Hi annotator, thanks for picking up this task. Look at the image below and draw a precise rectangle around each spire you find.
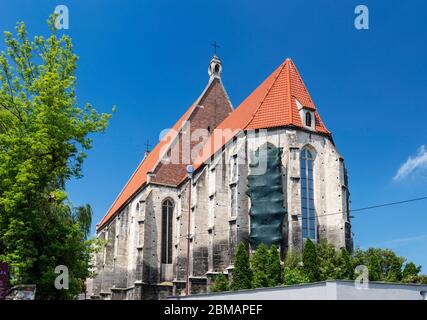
[208,42,222,79]
[208,54,222,79]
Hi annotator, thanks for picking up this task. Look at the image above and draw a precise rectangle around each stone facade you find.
[86,56,353,300]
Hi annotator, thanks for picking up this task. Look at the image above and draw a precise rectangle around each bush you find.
[283,266,311,285]
[211,274,229,292]
[282,249,310,285]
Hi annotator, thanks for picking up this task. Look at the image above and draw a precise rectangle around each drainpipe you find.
[185,165,194,296]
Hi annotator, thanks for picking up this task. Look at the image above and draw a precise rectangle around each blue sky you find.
[1,0,426,271]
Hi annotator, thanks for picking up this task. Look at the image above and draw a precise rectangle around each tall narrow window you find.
[305,112,312,127]
[161,199,174,264]
[300,148,316,241]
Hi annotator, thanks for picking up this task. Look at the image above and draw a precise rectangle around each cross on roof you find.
[144,139,151,153]
[211,41,220,55]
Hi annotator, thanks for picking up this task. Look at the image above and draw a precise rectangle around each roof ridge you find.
[243,60,288,130]
[97,77,231,230]
[136,77,219,175]
[288,59,315,109]
[286,59,293,125]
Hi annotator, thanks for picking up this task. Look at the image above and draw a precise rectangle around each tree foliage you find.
[302,239,320,282]
[352,248,405,282]
[230,242,252,291]
[316,239,337,280]
[335,248,353,280]
[0,17,110,299]
[266,244,282,286]
[283,250,310,285]
[402,262,421,279]
[210,273,228,293]
[73,204,93,239]
[251,243,269,288]
[228,241,426,290]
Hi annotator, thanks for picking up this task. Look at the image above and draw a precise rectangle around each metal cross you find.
[144,139,151,153]
[211,41,220,55]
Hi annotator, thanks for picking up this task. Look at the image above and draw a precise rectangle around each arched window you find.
[161,199,174,264]
[300,148,316,241]
[305,112,312,127]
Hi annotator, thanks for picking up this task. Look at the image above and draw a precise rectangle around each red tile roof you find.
[191,58,330,170]
[98,58,330,230]
[97,100,198,230]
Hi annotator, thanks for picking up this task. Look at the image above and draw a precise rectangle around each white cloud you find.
[393,145,427,181]
[369,234,427,249]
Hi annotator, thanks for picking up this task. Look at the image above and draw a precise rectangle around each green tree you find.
[230,242,252,291]
[383,250,404,282]
[335,248,354,280]
[266,244,281,287]
[251,243,269,288]
[402,275,427,284]
[284,249,303,269]
[74,204,93,239]
[210,274,228,292]
[402,262,421,279]
[316,239,338,280]
[302,239,320,282]
[0,17,110,299]
[352,248,405,282]
[283,250,310,285]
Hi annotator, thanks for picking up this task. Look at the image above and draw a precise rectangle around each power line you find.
[175,196,427,240]
[351,196,427,213]
[302,195,427,219]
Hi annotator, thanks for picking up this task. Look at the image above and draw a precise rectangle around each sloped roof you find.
[192,58,330,169]
[98,58,331,230]
[97,100,198,230]
[97,75,233,230]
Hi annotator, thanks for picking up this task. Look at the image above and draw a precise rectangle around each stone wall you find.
[88,127,352,299]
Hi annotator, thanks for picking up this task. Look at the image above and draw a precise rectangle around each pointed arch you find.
[300,146,317,241]
[161,198,174,264]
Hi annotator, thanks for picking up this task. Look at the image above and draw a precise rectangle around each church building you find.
[86,54,353,300]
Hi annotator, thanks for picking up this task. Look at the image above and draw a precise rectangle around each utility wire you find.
[174,196,427,239]
[299,195,427,219]
[350,196,427,213]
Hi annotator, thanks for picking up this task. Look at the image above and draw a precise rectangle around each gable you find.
[97,78,233,230]
[191,58,331,173]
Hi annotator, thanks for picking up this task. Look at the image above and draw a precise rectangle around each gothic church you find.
[87,54,353,299]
